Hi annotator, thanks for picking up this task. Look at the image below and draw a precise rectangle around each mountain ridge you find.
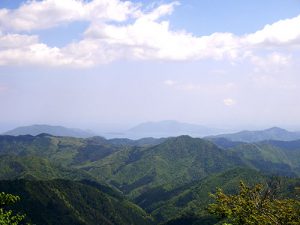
[3,124,95,138]
[208,127,300,142]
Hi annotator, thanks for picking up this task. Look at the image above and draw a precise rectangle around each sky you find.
[0,0,300,132]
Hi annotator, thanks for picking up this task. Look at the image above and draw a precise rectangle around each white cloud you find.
[249,52,291,73]
[0,0,138,32]
[0,34,38,49]
[0,0,299,67]
[223,98,236,106]
[245,14,300,46]
[0,33,88,67]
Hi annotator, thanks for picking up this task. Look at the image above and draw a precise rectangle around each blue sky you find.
[0,0,300,132]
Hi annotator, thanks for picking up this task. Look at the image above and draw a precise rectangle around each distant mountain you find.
[3,124,95,138]
[125,120,222,138]
[209,127,300,142]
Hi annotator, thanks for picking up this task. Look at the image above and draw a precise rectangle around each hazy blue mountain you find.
[209,127,300,142]
[125,120,223,138]
[3,124,95,138]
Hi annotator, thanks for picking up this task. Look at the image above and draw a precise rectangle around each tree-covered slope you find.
[228,140,300,177]
[0,155,97,181]
[0,134,300,224]
[0,134,121,166]
[210,127,300,142]
[83,136,244,197]
[136,168,268,222]
[0,179,154,225]
[149,168,300,224]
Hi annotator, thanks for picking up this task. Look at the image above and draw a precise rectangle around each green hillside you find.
[229,141,300,176]
[0,134,120,166]
[0,155,97,181]
[210,127,300,142]
[155,168,300,224]
[82,136,244,197]
[0,179,154,225]
[1,134,300,224]
[135,168,267,222]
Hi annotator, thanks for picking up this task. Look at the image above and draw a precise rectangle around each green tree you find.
[0,192,27,225]
[208,181,300,225]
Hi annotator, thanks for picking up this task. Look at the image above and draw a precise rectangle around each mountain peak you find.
[265,127,288,132]
[211,126,299,142]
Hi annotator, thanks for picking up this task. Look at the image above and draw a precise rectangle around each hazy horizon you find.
[1,0,300,133]
[2,120,300,136]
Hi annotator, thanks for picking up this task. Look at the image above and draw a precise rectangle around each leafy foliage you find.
[0,192,27,225]
[208,181,300,225]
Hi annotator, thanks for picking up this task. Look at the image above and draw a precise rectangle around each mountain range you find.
[209,127,300,142]
[0,129,300,224]
[4,123,300,142]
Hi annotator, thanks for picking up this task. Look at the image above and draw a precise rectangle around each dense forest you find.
[0,133,299,225]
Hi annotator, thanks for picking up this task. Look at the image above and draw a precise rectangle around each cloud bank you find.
[0,0,299,67]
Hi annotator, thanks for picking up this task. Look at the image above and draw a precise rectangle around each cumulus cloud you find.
[245,14,300,46]
[0,0,299,67]
[0,0,138,32]
[0,33,87,67]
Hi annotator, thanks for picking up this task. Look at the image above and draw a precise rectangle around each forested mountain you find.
[0,133,300,224]
[209,138,300,177]
[151,167,300,224]
[0,179,153,225]
[0,155,97,181]
[209,127,300,142]
[82,135,244,197]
